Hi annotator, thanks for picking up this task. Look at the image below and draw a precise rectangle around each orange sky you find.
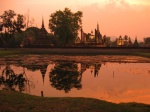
[1,0,150,41]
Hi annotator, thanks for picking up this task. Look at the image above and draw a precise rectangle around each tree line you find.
[0,8,150,48]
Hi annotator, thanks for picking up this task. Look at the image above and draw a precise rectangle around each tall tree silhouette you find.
[49,61,82,93]
[0,10,25,47]
[49,8,82,46]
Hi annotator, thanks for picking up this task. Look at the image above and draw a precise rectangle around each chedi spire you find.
[42,17,45,28]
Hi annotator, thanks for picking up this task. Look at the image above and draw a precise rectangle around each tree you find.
[103,35,111,47]
[49,8,82,46]
[15,14,25,33]
[124,35,128,41]
[0,10,25,47]
[25,27,40,39]
[21,27,40,47]
[144,37,150,47]
[0,21,2,31]
[24,9,35,28]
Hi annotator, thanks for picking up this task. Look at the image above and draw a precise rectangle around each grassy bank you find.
[0,91,150,112]
[0,48,150,58]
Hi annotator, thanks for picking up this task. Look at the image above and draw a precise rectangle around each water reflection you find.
[0,65,26,92]
[24,63,48,84]
[84,63,101,77]
[0,57,150,104]
[49,61,82,93]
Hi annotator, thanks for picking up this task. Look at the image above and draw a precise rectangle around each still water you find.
[0,56,150,104]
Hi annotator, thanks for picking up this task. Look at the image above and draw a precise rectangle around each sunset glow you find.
[1,0,150,41]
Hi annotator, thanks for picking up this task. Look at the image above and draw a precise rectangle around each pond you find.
[0,55,150,104]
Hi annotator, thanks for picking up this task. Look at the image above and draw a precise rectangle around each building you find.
[76,23,105,47]
[117,36,124,46]
[32,18,53,47]
[133,37,139,47]
[116,36,134,47]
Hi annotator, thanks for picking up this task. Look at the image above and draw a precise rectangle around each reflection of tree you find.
[0,65,26,92]
[49,61,82,93]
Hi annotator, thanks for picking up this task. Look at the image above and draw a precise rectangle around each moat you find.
[0,55,150,104]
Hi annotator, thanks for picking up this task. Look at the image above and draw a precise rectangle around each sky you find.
[0,0,150,41]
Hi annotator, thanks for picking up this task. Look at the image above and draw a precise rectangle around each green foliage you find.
[49,8,82,46]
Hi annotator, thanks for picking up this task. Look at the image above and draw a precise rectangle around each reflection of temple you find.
[32,18,53,47]
[89,64,101,77]
[24,63,48,97]
[75,23,105,47]
[40,64,48,84]
[80,63,101,77]
[24,64,48,84]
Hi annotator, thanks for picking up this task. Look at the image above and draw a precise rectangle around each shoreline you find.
[0,90,150,112]
[0,48,150,58]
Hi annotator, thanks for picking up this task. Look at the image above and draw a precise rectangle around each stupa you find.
[32,18,53,47]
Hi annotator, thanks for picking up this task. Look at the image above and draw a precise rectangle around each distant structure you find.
[117,36,124,46]
[127,37,133,47]
[75,23,105,47]
[32,17,53,47]
[133,37,139,47]
[116,36,140,47]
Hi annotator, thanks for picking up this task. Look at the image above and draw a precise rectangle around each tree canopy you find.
[144,37,150,47]
[0,10,25,47]
[0,10,25,35]
[49,8,82,46]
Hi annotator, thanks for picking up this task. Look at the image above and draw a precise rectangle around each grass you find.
[0,50,20,56]
[0,90,150,112]
[0,48,150,58]
[134,52,150,58]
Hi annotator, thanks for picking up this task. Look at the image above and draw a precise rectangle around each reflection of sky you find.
[0,62,150,104]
